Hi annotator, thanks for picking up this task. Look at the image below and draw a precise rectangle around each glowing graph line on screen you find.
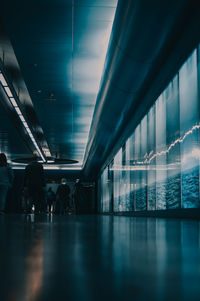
[137,124,200,164]
[145,123,200,164]
[113,123,200,170]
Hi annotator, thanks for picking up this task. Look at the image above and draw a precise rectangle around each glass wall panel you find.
[179,50,200,208]
[156,95,167,210]
[124,139,131,210]
[165,76,181,209]
[129,134,136,211]
[134,125,142,210]
[108,162,114,213]
[98,178,102,213]
[101,167,110,212]
[120,144,127,211]
[147,105,156,210]
[140,116,147,210]
[99,44,200,214]
[113,148,122,212]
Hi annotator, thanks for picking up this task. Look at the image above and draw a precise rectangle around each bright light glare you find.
[76,11,117,164]
[10,97,18,107]
[45,151,51,157]
[15,107,22,115]
[4,86,13,97]
[0,73,7,86]
[23,121,29,128]
[44,165,82,170]
[19,115,25,122]
[26,128,32,135]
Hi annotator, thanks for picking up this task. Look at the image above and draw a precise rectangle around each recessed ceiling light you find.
[10,97,18,107]
[0,73,7,86]
[4,86,13,97]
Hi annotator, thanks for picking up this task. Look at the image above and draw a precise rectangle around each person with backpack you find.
[24,153,46,213]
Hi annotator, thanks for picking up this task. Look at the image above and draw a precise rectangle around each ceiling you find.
[0,0,200,178]
[0,0,118,168]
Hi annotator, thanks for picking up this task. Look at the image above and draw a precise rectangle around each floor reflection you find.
[25,237,43,301]
[0,215,200,301]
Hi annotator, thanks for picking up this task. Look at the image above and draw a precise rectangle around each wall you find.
[99,46,200,216]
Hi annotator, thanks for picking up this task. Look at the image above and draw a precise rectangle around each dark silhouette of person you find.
[22,186,32,213]
[46,187,56,213]
[56,178,70,215]
[74,179,83,215]
[24,154,45,213]
[0,153,14,214]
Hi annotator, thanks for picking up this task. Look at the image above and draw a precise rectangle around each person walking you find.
[0,153,14,214]
[24,154,46,213]
[56,178,70,215]
[46,187,56,213]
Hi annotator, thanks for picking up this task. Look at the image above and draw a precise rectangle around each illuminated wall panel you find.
[165,76,181,209]
[129,134,136,211]
[113,149,122,212]
[179,50,200,208]
[156,95,167,210]
[99,45,200,213]
[124,139,131,211]
[101,167,109,212]
[140,116,147,210]
[147,106,156,210]
[134,125,142,211]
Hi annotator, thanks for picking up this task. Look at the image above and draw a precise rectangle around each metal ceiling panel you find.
[0,0,118,166]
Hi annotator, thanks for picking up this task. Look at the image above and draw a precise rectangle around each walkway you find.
[0,215,200,301]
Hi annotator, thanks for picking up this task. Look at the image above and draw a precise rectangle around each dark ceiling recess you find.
[44,92,56,102]
[12,156,79,164]
[83,0,200,179]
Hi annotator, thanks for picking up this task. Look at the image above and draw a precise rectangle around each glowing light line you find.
[146,123,200,164]
[112,123,200,170]
[0,70,48,162]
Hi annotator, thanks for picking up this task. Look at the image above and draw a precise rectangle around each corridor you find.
[0,215,200,301]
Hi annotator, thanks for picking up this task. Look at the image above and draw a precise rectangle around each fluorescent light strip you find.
[14,107,22,115]
[23,122,29,128]
[10,97,18,107]
[44,166,82,170]
[0,70,47,162]
[19,115,25,122]
[26,128,31,135]
[4,86,13,97]
[12,165,82,170]
[0,73,7,86]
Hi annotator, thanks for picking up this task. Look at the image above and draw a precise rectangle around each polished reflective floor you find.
[0,215,200,301]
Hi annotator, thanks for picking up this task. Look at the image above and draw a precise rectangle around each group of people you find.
[22,178,72,215]
[0,152,81,215]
